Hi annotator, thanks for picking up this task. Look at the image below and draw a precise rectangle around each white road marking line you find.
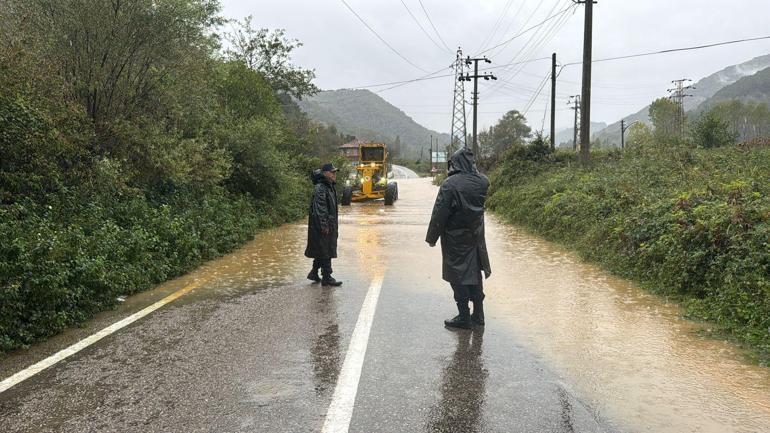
[0,279,206,394]
[321,275,384,433]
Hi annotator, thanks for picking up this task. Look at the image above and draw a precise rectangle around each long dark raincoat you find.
[305,171,339,259]
[426,148,492,285]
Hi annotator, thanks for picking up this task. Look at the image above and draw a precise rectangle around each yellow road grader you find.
[341,142,399,206]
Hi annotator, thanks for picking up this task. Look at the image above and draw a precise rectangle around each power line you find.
[483,2,576,97]
[475,3,576,56]
[486,0,530,56]
[417,0,453,53]
[475,0,515,54]
[349,57,551,90]
[492,3,574,83]
[487,0,547,58]
[563,35,770,67]
[339,0,428,72]
[399,0,451,54]
[522,72,552,116]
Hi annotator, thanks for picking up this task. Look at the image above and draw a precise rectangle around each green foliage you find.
[225,16,318,99]
[479,110,532,165]
[0,2,320,352]
[626,122,654,148]
[691,109,738,149]
[12,0,222,125]
[488,143,770,362]
[649,97,682,142]
[706,100,770,143]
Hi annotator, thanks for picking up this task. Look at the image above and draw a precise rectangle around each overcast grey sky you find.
[221,0,770,133]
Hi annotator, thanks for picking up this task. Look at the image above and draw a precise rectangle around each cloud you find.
[221,0,770,133]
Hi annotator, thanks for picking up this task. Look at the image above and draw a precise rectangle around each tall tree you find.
[649,98,681,142]
[691,109,737,148]
[225,16,318,99]
[489,110,531,155]
[15,0,222,126]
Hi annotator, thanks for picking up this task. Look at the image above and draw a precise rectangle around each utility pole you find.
[575,0,595,163]
[620,119,625,150]
[550,53,557,150]
[450,48,468,154]
[668,78,694,138]
[429,135,433,171]
[462,56,497,156]
[568,95,581,151]
[621,119,639,149]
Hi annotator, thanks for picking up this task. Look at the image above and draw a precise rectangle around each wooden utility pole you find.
[550,53,557,150]
[462,56,497,156]
[577,0,594,163]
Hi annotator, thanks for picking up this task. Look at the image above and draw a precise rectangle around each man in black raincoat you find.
[305,163,343,286]
[426,147,491,329]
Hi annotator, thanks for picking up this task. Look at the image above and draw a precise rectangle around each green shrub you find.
[488,144,770,361]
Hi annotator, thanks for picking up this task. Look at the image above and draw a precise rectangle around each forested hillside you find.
[296,89,450,158]
[593,54,770,147]
[696,67,770,112]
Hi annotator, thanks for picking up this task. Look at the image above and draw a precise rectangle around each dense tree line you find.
[0,0,346,351]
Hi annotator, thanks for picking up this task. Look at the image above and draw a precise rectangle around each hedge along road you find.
[1,179,769,433]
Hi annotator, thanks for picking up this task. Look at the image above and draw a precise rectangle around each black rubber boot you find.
[471,298,485,326]
[444,302,472,329]
[307,270,321,283]
[321,276,342,286]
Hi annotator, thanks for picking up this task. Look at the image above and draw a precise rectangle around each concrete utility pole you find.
[429,135,433,170]
[568,95,581,151]
[620,119,625,150]
[461,56,497,156]
[668,78,694,138]
[550,53,557,150]
[575,0,595,163]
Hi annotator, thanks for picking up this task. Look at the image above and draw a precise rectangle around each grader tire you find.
[384,183,397,205]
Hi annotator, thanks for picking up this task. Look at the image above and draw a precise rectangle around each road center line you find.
[321,275,384,433]
[0,278,206,394]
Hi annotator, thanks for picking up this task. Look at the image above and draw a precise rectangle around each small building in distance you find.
[339,138,365,162]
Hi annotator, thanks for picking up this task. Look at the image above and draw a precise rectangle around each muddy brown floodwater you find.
[2,178,769,433]
[479,190,770,432]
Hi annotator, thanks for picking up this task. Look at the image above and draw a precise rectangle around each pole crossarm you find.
[461,56,498,157]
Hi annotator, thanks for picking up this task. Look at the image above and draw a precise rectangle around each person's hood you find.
[447,147,478,176]
[311,169,325,185]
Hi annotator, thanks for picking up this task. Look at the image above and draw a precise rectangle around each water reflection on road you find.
[427,329,487,433]
[481,197,770,433]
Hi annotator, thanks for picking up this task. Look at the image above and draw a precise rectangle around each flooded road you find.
[1,178,769,432]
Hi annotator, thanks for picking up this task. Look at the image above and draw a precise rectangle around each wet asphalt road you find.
[0,178,615,432]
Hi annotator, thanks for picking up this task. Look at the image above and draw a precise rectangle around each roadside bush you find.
[488,144,770,361]
[692,110,738,149]
[0,187,273,352]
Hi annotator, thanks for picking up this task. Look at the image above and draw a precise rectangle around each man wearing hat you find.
[305,163,343,286]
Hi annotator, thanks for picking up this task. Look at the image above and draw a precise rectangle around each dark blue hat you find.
[322,162,338,172]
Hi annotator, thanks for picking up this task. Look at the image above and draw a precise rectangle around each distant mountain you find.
[694,66,770,113]
[296,89,450,158]
[555,122,607,148]
[593,54,770,147]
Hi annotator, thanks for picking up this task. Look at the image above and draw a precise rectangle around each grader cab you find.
[341,142,399,206]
